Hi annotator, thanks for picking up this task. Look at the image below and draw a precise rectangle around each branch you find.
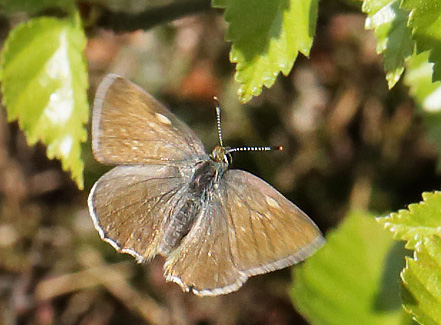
[96,0,212,32]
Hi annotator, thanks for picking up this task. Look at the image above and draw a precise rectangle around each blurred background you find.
[0,0,440,324]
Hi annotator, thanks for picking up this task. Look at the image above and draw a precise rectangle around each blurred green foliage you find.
[291,211,412,324]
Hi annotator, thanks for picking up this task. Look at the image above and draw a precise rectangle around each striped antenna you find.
[227,146,283,154]
[213,96,224,147]
[212,97,283,154]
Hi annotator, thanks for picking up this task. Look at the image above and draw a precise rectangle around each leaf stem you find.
[96,0,212,32]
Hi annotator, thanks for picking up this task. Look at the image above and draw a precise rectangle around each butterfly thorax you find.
[158,156,227,256]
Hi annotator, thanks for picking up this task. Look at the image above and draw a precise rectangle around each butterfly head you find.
[210,145,231,166]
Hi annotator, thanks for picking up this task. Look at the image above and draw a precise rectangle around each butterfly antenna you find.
[227,146,283,154]
[213,97,283,154]
[213,96,224,147]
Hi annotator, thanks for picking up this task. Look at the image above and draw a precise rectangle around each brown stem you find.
[96,0,213,32]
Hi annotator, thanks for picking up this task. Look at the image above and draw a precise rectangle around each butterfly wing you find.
[163,191,247,296]
[163,170,324,296]
[92,74,206,165]
[223,170,325,276]
[88,165,191,262]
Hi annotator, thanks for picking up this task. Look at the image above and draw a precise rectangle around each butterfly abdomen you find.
[158,198,200,255]
[158,161,219,255]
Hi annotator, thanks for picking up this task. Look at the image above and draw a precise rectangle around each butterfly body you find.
[88,74,325,296]
[158,146,229,255]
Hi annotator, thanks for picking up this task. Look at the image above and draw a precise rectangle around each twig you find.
[35,262,133,301]
[96,0,212,32]
[81,249,170,324]
[36,251,170,324]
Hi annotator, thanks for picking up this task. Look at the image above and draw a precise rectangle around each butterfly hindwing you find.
[88,165,191,262]
[163,191,247,296]
[222,170,325,276]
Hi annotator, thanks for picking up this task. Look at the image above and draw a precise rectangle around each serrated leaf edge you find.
[376,191,441,247]
[0,16,88,189]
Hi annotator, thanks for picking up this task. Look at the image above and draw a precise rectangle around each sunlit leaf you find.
[378,192,441,323]
[362,0,414,88]
[401,0,441,82]
[291,212,411,325]
[402,236,441,325]
[212,0,318,103]
[384,190,440,249]
[377,191,441,249]
[0,16,88,189]
[404,52,441,171]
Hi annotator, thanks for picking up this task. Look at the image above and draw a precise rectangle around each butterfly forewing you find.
[88,165,191,261]
[92,74,206,165]
[222,170,325,276]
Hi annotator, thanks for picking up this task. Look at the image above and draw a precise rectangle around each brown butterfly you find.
[88,74,325,296]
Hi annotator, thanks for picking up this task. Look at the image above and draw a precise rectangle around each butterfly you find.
[88,74,325,296]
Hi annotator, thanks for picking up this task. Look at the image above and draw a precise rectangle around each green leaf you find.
[377,191,441,249]
[378,192,441,322]
[212,0,318,103]
[362,0,414,88]
[401,0,441,81]
[0,0,74,14]
[405,52,441,108]
[401,236,441,325]
[0,16,88,189]
[404,52,441,171]
[291,212,411,325]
